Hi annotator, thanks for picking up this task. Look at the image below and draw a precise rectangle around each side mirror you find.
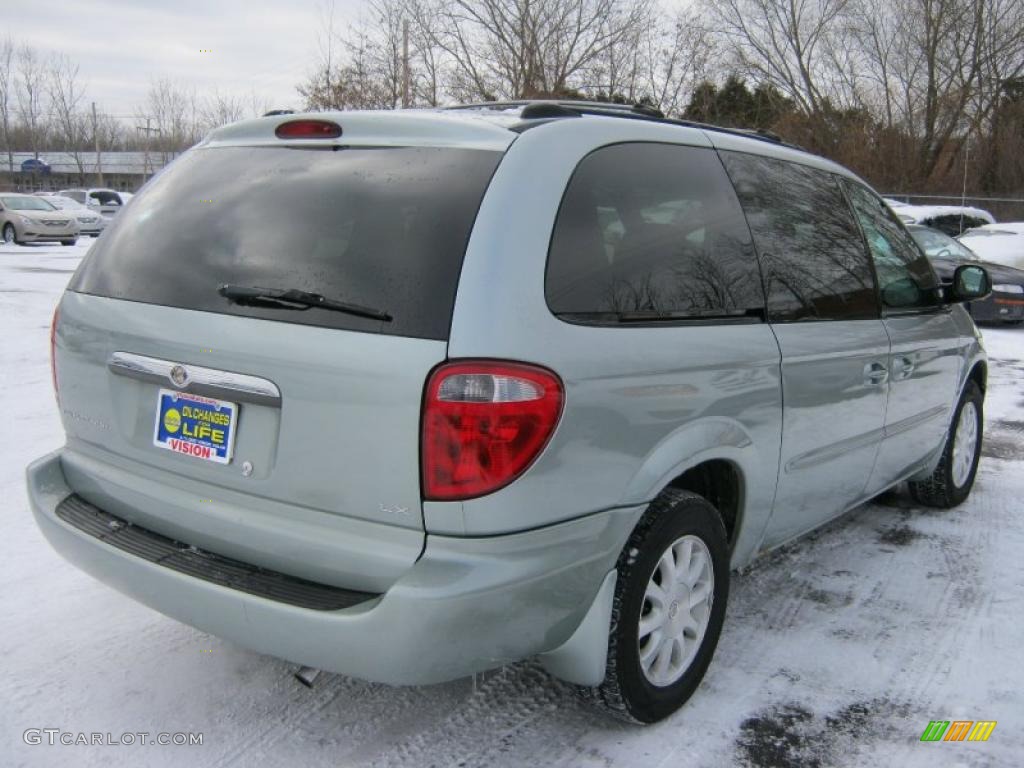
[948,264,991,303]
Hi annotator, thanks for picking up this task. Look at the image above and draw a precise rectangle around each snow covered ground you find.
[2,241,1022,767]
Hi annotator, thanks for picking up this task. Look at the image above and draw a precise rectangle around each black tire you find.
[587,488,729,723]
[2,223,18,245]
[908,380,983,508]
[61,239,77,246]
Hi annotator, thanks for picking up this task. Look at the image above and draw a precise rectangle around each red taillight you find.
[50,305,59,403]
[422,361,564,501]
[274,119,342,139]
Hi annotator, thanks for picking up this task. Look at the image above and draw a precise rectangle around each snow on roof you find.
[887,202,995,225]
[967,222,1024,235]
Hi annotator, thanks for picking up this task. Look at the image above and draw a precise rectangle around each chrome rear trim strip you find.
[108,351,281,407]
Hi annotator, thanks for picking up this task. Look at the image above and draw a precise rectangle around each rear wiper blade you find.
[218,284,392,322]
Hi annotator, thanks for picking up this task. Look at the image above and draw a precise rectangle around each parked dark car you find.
[908,224,1024,325]
[20,158,51,175]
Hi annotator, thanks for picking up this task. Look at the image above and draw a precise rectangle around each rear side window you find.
[922,214,988,237]
[546,142,765,320]
[720,151,878,322]
[844,181,940,311]
[70,146,502,340]
[90,190,123,206]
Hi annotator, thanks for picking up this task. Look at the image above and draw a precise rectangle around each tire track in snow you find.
[366,663,577,768]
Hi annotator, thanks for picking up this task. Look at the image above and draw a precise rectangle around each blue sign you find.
[153,389,237,464]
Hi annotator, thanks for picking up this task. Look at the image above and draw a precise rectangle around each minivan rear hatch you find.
[57,131,505,590]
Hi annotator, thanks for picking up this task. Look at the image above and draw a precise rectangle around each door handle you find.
[863,361,889,386]
[892,356,915,380]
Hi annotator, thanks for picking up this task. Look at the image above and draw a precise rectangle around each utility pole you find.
[960,141,970,235]
[136,117,160,183]
[402,19,410,109]
[91,102,104,186]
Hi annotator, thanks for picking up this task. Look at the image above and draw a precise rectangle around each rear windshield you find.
[69,145,502,340]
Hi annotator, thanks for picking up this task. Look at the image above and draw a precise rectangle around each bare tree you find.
[435,0,653,100]
[578,8,716,115]
[634,9,717,115]
[299,0,419,110]
[48,53,88,177]
[405,0,446,105]
[705,0,857,115]
[848,0,1024,181]
[199,90,245,133]
[94,109,124,152]
[245,89,273,118]
[971,0,1024,136]
[16,45,47,160]
[299,0,341,109]
[0,37,14,174]
[299,0,654,108]
[138,77,195,159]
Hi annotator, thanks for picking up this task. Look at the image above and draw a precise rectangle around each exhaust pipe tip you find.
[294,666,321,688]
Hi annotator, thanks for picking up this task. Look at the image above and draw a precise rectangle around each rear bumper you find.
[28,449,641,685]
[971,295,1024,323]
[21,232,77,242]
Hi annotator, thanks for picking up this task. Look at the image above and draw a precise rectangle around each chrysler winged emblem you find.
[169,364,189,388]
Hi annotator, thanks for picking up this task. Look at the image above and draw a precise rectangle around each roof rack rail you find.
[448,100,663,118]
[444,100,796,149]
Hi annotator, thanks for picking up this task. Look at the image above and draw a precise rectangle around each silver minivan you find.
[27,102,991,723]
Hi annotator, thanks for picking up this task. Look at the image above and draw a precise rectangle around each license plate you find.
[153,389,237,464]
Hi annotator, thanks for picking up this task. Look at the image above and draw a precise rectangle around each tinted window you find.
[844,182,940,310]
[70,146,502,340]
[90,190,123,206]
[720,151,878,322]
[922,214,988,237]
[546,143,764,320]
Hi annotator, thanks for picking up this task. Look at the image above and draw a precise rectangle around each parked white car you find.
[57,188,131,217]
[41,195,108,236]
[884,199,995,235]
[958,224,1024,270]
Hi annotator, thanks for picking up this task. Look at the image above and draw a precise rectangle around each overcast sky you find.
[15,0,365,121]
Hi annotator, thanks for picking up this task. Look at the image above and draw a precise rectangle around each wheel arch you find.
[966,359,987,395]
[620,417,761,558]
[665,459,744,553]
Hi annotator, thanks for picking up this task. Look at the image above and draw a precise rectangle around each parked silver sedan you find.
[40,195,107,236]
[0,193,78,245]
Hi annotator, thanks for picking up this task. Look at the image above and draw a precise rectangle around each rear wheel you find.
[2,223,17,245]
[587,489,729,723]
[61,238,77,246]
[909,381,983,508]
